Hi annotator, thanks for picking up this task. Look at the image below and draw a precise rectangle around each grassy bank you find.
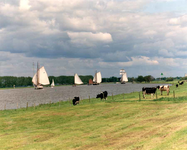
[1,83,187,149]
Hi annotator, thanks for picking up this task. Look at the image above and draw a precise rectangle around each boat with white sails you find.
[120,69,128,84]
[93,71,102,85]
[32,62,50,89]
[74,73,83,86]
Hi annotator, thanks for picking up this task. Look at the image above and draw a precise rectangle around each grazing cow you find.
[157,85,170,95]
[178,81,184,85]
[72,97,80,105]
[176,84,178,88]
[142,87,157,98]
[96,91,108,100]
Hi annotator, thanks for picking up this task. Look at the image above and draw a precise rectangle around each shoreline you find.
[0,82,178,111]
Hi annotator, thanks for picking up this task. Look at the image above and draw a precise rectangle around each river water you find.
[0,83,169,110]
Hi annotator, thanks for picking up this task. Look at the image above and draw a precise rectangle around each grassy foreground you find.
[1,83,187,149]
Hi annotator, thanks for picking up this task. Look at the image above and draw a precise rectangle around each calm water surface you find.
[0,83,170,110]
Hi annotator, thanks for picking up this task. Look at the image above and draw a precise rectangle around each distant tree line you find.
[127,75,155,83]
[128,76,183,83]
[0,75,93,88]
[102,75,183,83]
[102,76,119,82]
[155,76,182,82]
[0,76,33,88]
[48,75,93,85]
[0,75,185,88]
[102,75,155,83]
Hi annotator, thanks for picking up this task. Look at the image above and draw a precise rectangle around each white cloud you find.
[19,0,31,10]
[156,57,179,67]
[99,56,159,68]
[158,49,174,57]
[1,0,187,77]
[67,32,113,46]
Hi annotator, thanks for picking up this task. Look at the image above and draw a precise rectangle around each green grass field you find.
[1,82,187,150]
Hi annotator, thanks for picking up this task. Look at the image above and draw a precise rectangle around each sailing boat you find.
[88,79,93,85]
[120,69,128,84]
[74,73,83,86]
[51,79,55,88]
[32,62,50,89]
[93,71,102,85]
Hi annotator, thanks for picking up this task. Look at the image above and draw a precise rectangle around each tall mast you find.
[37,62,40,85]
[33,62,34,77]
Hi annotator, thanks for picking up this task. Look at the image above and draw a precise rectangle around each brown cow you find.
[157,85,170,95]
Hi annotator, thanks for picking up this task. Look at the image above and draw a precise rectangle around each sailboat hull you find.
[35,85,44,89]
[93,83,99,85]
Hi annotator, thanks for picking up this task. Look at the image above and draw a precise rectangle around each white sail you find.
[74,73,83,85]
[120,69,125,75]
[38,66,50,85]
[93,77,95,82]
[51,79,55,87]
[93,72,102,84]
[121,72,128,82]
[93,72,97,82]
[96,72,102,83]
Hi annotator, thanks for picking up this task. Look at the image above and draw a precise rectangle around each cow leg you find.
[142,91,146,98]
[151,94,153,99]
[161,91,162,95]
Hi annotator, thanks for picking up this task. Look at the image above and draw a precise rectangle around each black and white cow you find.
[142,87,158,98]
[178,81,184,85]
[72,97,80,105]
[176,84,178,88]
[96,91,108,100]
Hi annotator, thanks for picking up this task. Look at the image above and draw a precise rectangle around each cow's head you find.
[74,97,80,101]
[96,94,101,98]
[96,93,104,99]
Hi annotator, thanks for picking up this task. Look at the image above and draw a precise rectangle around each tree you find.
[166,77,174,81]
[128,77,135,82]
[144,75,155,82]
[136,76,145,83]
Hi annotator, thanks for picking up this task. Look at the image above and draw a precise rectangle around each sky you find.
[1,0,187,78]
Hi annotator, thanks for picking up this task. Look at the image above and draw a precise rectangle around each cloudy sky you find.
[0,0,187,78]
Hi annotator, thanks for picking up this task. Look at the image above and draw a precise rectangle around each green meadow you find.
[1,81,187,149]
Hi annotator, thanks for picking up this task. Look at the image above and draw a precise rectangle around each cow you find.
[72,97,80,105]
[176,84,178,88]
[157,85,170,95]
[178,81,184,85]
[142,87,157,99]
[96,91,108,100]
